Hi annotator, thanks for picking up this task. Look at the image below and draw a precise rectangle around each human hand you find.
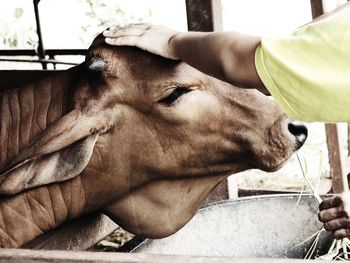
[103,23,180,60]
[319,192,350,239]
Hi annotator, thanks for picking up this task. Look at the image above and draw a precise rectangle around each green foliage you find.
[79,0,152,46]
[14,8,24,19]
[0,5,37,48]
[0,0,152,48]
[0,22,37,48]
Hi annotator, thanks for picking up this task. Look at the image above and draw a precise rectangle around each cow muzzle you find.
[251,118,308,172]
[287,121,308,148]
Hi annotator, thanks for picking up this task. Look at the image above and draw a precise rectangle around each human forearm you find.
[170,31,265,91]
[103,25,267,93]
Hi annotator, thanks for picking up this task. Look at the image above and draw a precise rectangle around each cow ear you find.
[0,106,118,195]
[0,134,98,195]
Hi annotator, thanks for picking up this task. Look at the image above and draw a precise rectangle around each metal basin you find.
[130,194,332,258]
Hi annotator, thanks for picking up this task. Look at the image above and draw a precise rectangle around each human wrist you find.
[167,32,187,60]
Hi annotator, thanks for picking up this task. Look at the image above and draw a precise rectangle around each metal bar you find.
[0,49,37,56]
[0,249,335,263]
[185,0,223,32]
[0,49,86,56]
[33,0,47,69]
[46,49,87,56]
[49,54,57,69]
[0,58,78,66]
[310,0,324,19]
[22,213,119,250]
[238,178,332,197]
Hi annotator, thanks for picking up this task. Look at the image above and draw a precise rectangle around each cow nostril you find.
[288,121,308,147]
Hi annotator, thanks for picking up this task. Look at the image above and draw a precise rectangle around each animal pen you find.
[0,0,349,262]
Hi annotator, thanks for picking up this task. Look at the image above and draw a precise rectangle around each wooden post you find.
[185,0,223,32]
[310,1,349,193]
[185,0,229,202]
[310,0,324,19]
[325,124,346,193]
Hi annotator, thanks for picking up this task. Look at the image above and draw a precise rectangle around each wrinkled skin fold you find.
[0,34,302,247]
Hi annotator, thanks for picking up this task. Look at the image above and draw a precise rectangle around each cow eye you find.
[159,88,191,105]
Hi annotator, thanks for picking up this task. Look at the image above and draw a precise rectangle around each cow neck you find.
[0,65,81,171]
[0,173,88,248]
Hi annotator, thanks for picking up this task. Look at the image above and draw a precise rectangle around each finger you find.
[105,36,140,47]
[324,217,350,231]
[123,23,150,30]
[104,29,144,39]
[103,26,126,35]
[333,228,350,239]
[319,195,342,210]
[103,31,116,38]
[105,26,120,32]
[104,23,150,35]
[319,206,346,222]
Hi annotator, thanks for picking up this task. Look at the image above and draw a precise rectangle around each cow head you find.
[85,34,305,175]
[81,34,307,237]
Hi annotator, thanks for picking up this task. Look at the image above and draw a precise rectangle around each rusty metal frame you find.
[33,0,47,69]
[0,49,86,56]
[0,58,78,66]
[0,0,86,69]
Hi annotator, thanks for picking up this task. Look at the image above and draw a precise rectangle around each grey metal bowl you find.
[130,194,333,258]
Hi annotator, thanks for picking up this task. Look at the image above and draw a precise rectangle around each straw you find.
[296,151,350,260]
[296,153,322,203]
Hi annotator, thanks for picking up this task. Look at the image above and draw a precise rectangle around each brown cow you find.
[0,34,306,247]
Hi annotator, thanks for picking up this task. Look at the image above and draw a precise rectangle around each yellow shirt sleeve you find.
[255,7,350,123]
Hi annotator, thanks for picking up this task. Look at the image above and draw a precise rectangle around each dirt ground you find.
[90,227,134,252]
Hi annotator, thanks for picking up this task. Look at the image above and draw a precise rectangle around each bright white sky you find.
[223,0,346,35]
[0,0,347,50]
